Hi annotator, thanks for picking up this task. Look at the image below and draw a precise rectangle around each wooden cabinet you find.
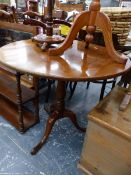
[79,86,131,175]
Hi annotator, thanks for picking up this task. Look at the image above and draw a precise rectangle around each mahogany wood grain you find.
[0,39,130,154]
[0,40,130,81]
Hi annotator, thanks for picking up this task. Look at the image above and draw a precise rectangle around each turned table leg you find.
[31,80,85,155]
[16,72,24,133]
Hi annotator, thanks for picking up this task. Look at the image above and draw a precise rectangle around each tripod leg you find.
[64,109,86,132]
[31,111,58,155]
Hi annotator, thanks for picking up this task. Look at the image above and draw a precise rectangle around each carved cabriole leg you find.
[16,72,24,133]
[31,80,66,155]
[31,80,85,155]
[63,109,86,132]
[31,111,58,155]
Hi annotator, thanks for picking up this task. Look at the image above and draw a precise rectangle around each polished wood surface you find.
[0,40,130,81]
[79,85,131,175]
[0,21,38,87]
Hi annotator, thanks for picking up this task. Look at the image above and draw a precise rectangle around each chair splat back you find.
[0,10,15,23]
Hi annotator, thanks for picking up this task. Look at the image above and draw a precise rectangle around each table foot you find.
[31,80,86,155]
[64,109,86,132]
[31,111,58,155]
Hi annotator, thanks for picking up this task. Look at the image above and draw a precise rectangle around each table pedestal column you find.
[31,80,86,155]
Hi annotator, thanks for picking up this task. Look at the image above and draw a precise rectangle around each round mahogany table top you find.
[0,39,130,81]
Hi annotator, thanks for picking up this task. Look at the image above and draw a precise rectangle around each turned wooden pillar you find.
[46,0,53,36]
[85,0,100,48]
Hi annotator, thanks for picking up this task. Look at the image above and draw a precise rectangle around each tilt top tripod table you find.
[0,0,130,155]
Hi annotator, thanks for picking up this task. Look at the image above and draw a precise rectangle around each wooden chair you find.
[30,18,72,102]
[29,18,71,102]
[0,3,17,23]
[15,0,27,12]
[26,0,39,12]
[0,9,15,23]
[22,17,49,95]
[53,9,68,20]
[22,12,72,101]
[23,17,46,34]
[22,10,45,21]
[0,10,18,47]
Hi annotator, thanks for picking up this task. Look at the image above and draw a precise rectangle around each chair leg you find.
[86,81,90,89]
[111,78,117,90]
[65,81,69,89]
[68,82,77,100]
[99,80,107,101]
[45,79,52,102]
[124,82,128,88]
